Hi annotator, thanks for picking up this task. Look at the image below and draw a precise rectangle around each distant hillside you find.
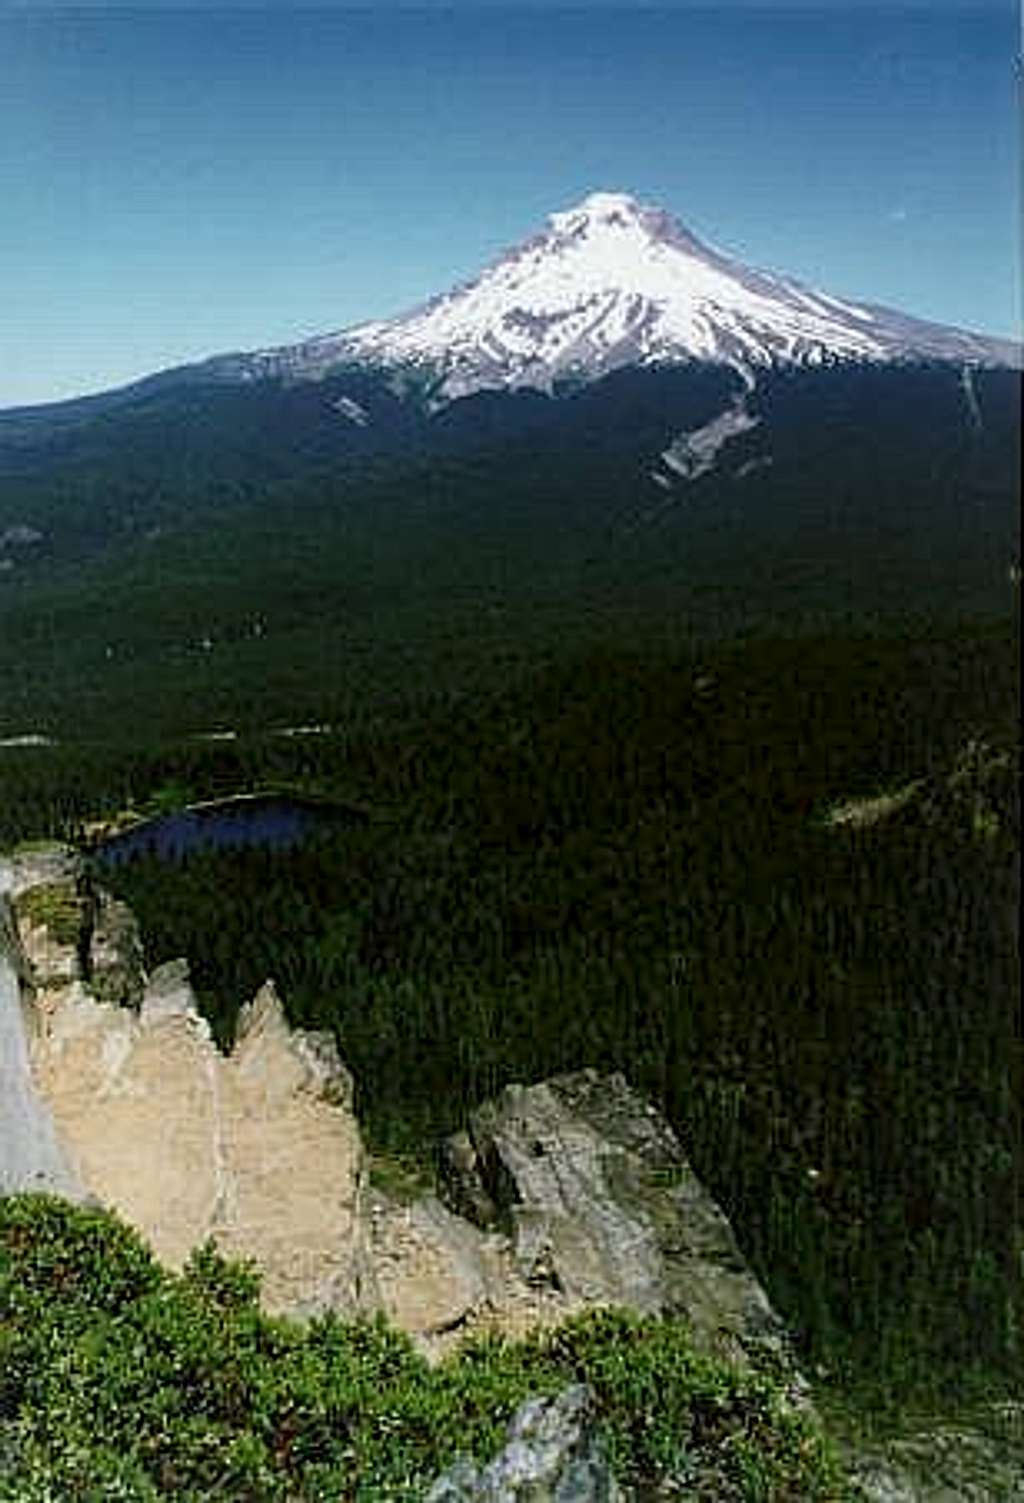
[0,360,1017,738]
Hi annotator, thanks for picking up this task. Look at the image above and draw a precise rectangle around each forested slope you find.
[3,622,1015,1419]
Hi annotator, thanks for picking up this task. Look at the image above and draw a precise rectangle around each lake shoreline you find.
[89,791,370,866]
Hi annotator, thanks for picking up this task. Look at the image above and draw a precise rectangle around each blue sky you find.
[1,3,1018,408]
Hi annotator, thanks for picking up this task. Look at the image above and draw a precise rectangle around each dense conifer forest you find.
[2,617,1018,1427]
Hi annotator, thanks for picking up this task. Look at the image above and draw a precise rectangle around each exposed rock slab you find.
[4,850,369,1317]
[23,947,369,1314]
[364,1187,578,1357]
[367,1190,493,1342]
[6,846,800,1385]
[4,846,80,900]
[440,1070,797,1377]
[0,873,83,1199]
[427,1386,623,1503]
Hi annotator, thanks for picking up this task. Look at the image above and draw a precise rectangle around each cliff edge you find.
[3,846,800,1388]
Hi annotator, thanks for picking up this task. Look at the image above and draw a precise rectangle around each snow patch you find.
[813,290,875,322]
[960,364,982,431]
[331,395,370,426]
[214,191,1019,401]
[658,396,761,483]
[735,456,773,479]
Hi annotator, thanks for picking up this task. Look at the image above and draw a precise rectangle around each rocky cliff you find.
[0,861,82,1200]
[6,845,1021,1499]
[5,849,371,1315]
[0,844,804,1384]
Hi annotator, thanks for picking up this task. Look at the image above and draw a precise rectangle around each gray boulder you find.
[426,1386,622,1502]
[440,1070,801,1384]
[0,885,83,1200]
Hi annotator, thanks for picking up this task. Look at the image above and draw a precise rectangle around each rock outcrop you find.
[427,1387,622,1503]
[0,864,83,1199]
[24,958,370,1314]
[438,1071,799,1380]
[3,845,800,1382]
[7,851,370,1314]
[8,848,144,1007]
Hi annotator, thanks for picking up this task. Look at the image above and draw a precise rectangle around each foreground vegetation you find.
[1,619,1019,1432]
[0,1195,848,1500]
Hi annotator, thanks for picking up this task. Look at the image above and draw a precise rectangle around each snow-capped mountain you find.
[0,189,1017,717]
[209,190,1018,401]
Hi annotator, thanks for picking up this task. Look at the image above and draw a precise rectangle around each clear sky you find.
[1,2,1018,408]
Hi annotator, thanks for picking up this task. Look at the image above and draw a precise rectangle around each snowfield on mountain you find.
[190,190,1018,402]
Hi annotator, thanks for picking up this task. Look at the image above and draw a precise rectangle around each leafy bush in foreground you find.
[0,1195,850,1500]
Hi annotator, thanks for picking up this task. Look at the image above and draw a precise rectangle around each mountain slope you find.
[1,188,1017,443]
[0,192,1017,736]
[191,190,1018,401]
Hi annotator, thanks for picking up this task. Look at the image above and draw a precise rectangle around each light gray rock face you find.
[0,871,83,1199]
[366,1190,495,1345]
[4,846,80,900]
[6,849,801,1390]
[440,1070,799,1381]
[426,1386,622,1503]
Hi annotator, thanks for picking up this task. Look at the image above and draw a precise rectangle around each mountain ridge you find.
[1,190,1018,423]
[0,192,1017,739]
[326,189,1019,398]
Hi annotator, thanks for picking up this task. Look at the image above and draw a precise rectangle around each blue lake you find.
[93,795,364,865]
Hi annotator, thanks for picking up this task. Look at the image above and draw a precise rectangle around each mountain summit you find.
[218,189,1017,401]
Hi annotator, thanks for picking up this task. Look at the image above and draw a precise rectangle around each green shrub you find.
[0,1195,851,1500]
[13,882,85,949]
[0,1194,160,1319]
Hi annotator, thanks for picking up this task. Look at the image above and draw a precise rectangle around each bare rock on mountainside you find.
[0,877,83,1200]
[366,1190,496,1342]
[11,877,86,991]
[367,1073,806,1369]
[427,1386,624,1503]
[4,846,799,1381]
[440,1071,799,1383]
[8,853,371,1314]
[9,851,144,1008]
[30,962,370,1313]
[4,845,79,898]
[364,1186,584,1355]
